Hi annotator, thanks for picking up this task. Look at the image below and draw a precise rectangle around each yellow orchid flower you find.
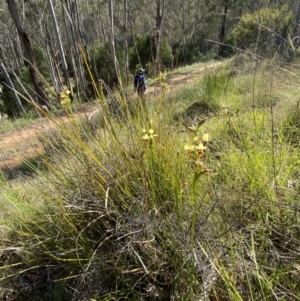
[142,128,158,141]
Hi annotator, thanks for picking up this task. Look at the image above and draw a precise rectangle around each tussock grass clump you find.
[173,68,235,124]
[1,91,215,300]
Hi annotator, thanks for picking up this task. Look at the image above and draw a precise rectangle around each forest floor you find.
[0,61,223,176]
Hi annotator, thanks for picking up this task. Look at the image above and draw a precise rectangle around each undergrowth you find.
[1,56,300,300]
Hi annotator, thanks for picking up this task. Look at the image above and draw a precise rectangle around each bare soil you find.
[0,61,223,175]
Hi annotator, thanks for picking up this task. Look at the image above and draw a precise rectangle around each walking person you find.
[134,68,146,96]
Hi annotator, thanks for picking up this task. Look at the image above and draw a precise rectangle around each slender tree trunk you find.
[47,0,70,90]
[43,45,60,93]
[98,4,108,44]
[190,0,201,44]
[9,67,37,109]
[8,38,20,72]
[155,0,165,75]
[15,33,24,68]
[181,0,186,62]
[46,25,64,92]
[74,0,92,75]
[218,0,228,56]
[64,0,87,95]
[6,0,49,109]
[123,0,129,88]
[128,6,141,67]
[108,0,121,84]
[0,58,25,114]
[61,1,78,92]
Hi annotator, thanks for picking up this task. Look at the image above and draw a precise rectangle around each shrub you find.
[89,42,124,89]
[0,68,34,118]
[232,6,295,55]
[32,43,51,81]
[129,35,153,71]
[219,34,237,57]
[0,76,16,118]
[177,43,200,65]
[129,35,173,75]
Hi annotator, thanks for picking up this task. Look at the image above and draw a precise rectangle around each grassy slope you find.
[0,55,300,300]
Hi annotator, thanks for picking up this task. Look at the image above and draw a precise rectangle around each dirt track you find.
[0,61,223,175]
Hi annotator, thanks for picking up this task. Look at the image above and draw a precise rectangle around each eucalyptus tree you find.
[47,0,70,92]
[72,0,92,80]
[108,0,121,84]
[123,0,129,85]
[62,0,87,96]
[6,0,50,109]
[218,0,230,55]
[155,0,165,74]
[0,2,24,73]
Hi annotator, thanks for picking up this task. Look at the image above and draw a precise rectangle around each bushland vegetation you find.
[1,1,300,118]
[1,1,300,300]
[1,53,300,300]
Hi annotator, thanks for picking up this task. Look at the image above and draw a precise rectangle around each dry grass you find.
[1,55,300,300]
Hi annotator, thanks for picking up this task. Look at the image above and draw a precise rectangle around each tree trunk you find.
[6,0,49,109]
[123,0,129,88]
[155,0,165,75]
[64,0,87,96]
[9,67,37,109]
[98,1,108,44]
[8,37,21,72]
[47,0,70,91]
[108,0,121,85]
[0,58,25,114]
[218,0,228,56]
[181,0,186,63]
[43,44,60,93]
[74,0,92,79]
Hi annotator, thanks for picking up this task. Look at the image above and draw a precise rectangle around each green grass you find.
[1,56,300,300]
[167,59,220,76]
[0,112,37,134]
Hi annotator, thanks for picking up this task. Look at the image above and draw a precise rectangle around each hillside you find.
[1,56,300,301]
[0,61,223,178]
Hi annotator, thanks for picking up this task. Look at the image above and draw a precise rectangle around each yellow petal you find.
[148,129,154,135]
[196,143,206,150]
[193,136,199,142]
[184,144,195,151]
[202,133,211,142]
